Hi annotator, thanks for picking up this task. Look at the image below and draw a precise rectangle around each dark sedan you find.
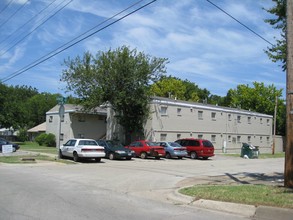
[0,138,20,152]
[96,140,135,160]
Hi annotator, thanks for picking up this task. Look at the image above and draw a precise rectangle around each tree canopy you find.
[264,0,286,71]
[0,83,59,130]
[225,82,285,135]
[61,46,168,141]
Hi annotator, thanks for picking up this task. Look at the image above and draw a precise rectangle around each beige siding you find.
[145,98,274,154]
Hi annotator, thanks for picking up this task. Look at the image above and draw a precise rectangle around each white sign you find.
[2,145,13,154]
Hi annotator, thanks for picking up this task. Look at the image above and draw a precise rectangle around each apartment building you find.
[144,97,274,153]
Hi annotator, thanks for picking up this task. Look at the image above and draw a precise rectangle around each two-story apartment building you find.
[142,97,274,153]
[44,97,278,153]
[46,104,107,145]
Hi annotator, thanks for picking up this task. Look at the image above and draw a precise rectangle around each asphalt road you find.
[0,155,284,220]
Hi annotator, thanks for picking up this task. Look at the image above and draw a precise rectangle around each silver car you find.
[157,141,187,159]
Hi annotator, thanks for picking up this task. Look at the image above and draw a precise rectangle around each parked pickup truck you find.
[126,140,165,159]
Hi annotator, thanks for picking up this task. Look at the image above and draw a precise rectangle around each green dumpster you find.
[241,143,259,159]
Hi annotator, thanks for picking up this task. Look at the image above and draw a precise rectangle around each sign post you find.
[57,96,66,158]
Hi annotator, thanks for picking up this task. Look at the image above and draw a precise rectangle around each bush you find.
[35,133,56,147]
[45,133,56,147]
[17,128,29,142]
[35,133,47,146]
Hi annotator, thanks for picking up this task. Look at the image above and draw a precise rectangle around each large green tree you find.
[226,82,285,135]
[264,0,286,71]
[61,46,168,143]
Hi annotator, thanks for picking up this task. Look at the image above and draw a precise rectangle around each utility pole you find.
[285,0,293,188]
[272,96,277,155]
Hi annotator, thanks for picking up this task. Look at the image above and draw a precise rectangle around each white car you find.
[59,138,105,162]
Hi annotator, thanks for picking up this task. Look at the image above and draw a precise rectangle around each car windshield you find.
[146,142,159,146]
[79,140,98,146]
[169,142,182,148]
[106,140,124,148]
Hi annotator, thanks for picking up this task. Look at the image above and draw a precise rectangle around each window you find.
[248,136,251,143]
[237,136,241,143]
[237,115,241,123]
[248,117,251,124]
[198,134,203,139]
[177,108,182,116]
[211,135,216,142]
[78,133,84,138]
[49,116,53,123]
[228,114,231,121]
[211,112,216,120]
[160,133,167,141]
[160,106,167,116]
[198,111,203,120]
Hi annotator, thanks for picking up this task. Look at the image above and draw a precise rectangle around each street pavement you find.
[0,151,292,219]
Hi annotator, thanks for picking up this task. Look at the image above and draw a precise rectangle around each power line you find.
[1,0,157,82]
[0,0,58,48]
[0,0,72,57]
[0,0,14,15]
[205,0,274,46]
[0,0,30,29]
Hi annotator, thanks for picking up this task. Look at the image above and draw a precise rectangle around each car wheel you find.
[73,152,79,162]
[140,152,147,159]
[126,157,132,160]
[165,152,171,159]
[59,150,64,159]
[95,158,101,162]
[109,153,115,160]
[178,156,183,159]
[190,151,197,159]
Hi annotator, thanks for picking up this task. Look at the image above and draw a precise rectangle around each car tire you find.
[95,158,101,162]
[190,151,197,159]
[109,153,115,160]
[140,152,147,159]
[165,152,171,159]
[73,152,79,162]
[59,150,64,159]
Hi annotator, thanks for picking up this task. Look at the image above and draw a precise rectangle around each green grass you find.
[18,141,58,155]
[180,184,293,209]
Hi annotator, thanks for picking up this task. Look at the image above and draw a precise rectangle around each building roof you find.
[46,104,107,116]
[28,122,46,133]
[151,96,273,118]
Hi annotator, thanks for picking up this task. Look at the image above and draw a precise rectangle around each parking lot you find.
[0,154,285,219]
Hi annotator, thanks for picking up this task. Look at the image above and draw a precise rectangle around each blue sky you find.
[0,0,285,98]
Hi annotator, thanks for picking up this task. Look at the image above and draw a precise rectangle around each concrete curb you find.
[169,188,293,219]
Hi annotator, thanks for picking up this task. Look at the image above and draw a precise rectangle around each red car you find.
[126,140,165,159]
[175,138,215,160]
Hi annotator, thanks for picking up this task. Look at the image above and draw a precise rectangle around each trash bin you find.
[241,143,259,159]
